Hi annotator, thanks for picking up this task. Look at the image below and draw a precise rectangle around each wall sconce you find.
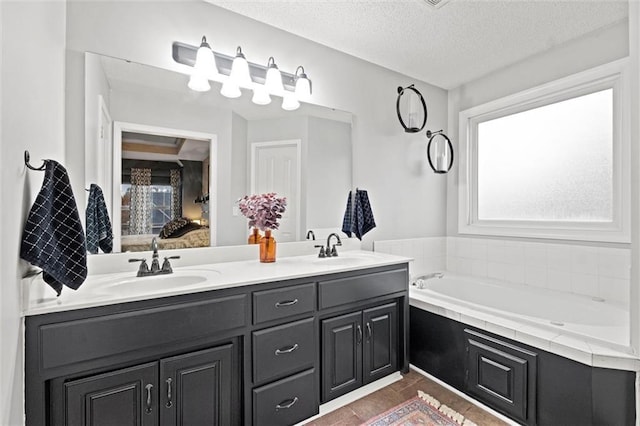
[396,84,427,133]
[172,37,312,111]
[426,130,454,174]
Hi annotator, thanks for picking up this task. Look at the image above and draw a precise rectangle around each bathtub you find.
[409,272,631,354]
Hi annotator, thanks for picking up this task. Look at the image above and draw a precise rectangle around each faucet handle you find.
[330,244,339,257]
[161,256,180,273]
[129,258,150,276]
[314,245,326,258]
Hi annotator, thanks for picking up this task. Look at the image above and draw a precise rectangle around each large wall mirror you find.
[83,52,352,253]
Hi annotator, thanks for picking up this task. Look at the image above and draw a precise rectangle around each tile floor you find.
[304,369,510,426]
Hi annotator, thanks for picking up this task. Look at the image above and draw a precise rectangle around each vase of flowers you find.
[247,227,261,244]
[238,192,287,263]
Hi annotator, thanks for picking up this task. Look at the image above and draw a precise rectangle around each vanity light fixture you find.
[220,79,242,98]
[174,37,311,111]
[229,46,252,88]
[252,85,272,105]
[188,36,216,92]
[282,91,300,111]
[294,66,312,99]
[264,56,284,96]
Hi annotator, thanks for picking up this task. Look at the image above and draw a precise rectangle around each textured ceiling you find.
[207,0,628,89]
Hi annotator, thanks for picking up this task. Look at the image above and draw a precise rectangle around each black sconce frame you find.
[426,130,454,174]
[396,84,427,133]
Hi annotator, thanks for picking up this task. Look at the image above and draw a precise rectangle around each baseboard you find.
[409,364,519,426]
[294,372,402,425]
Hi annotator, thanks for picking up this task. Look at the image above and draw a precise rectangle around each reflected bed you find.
[121,228,210,252]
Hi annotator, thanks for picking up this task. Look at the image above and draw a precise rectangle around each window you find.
[458,60,629,242]
[121,184,174,235]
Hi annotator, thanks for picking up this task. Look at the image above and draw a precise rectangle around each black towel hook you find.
[24,150,47,171]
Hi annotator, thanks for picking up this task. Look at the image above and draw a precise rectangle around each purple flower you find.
[237,192,287,231]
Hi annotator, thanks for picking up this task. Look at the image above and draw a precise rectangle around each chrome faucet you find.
[412,272,444,289]
[150,238,160,273]
[128,237,180,277]
[306,230,316,240]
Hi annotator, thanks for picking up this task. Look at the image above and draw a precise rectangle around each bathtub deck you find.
[410,281,639,371]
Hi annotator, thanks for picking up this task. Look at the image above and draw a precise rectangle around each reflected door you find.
[250,140,301,242]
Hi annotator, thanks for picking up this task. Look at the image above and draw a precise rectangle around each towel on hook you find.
[353,189,376,240]
[20,160,87,296]
[341,190,354,237]
[86,183,113,254]
[341,189,376,240]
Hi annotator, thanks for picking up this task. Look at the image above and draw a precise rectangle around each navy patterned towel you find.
[341,189,376,240]
[354,189,376,240]
[86,183,113,254]
[20,160,87,296]
[341,190,354,237]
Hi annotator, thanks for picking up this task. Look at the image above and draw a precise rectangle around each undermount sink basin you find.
[95,270,220,295]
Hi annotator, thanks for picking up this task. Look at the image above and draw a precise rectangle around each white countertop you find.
[23,250,411,316]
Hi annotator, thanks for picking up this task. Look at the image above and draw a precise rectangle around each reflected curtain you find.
[170,169,182,220]
[130,168,152,235]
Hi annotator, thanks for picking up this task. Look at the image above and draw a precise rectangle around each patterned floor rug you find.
[362,391,478,426]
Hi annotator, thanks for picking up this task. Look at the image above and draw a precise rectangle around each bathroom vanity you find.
[24,252,409,425]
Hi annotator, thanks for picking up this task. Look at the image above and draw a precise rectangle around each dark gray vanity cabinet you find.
[64,362,159,426]
[321,302,399,402]
[63,344,233,426]
[26,263,409,426]
[321,311,363,400]
[159,344,234,426]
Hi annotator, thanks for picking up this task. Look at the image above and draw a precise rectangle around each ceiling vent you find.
[423,0,453,9]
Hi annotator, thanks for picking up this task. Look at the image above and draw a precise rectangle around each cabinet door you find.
[160,344,234,426]
[321,311,363,402]
[64,362,158,426]
[363,303,398,384]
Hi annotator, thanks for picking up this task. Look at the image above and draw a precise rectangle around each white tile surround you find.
[375,236,631,308]
[374,236,637,371]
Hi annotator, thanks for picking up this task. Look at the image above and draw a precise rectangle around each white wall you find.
[307,117,352,230]
[446,20,629,236]
[84,53,111,201]
[65,1,449,250]
[1,2,67,424]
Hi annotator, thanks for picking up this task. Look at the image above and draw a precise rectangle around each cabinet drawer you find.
[253,368,317,426]
[38,294,247,371]
[253,317,315,384]
[318,268,407,309]
[253,283,315,324]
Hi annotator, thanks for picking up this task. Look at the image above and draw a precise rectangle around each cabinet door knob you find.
[275,396,299,410]
[165,378,173,408]
[145,384,153,414]
[275,343,299,355]
[275,299,298,308]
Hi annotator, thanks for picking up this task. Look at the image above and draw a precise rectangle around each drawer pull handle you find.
[275,396,299,410]
[275,343,299,355]
[275,299,298,308]
[166,378,173,408]
[145,384,153,414]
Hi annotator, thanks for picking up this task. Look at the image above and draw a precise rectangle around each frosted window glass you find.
[477,89,613,222]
